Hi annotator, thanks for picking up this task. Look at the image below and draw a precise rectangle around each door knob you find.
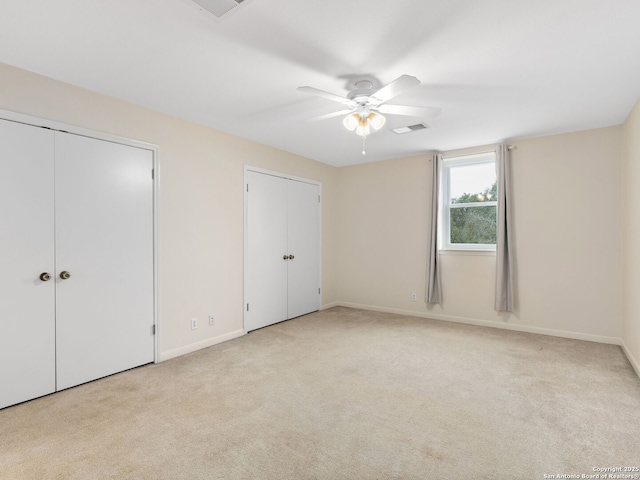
[59,271,71,280]
[289,255,294,260]
[39,272,51,282]
[283,255,288,260]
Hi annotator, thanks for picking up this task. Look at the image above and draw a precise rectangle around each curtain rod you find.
[439,144,516,160]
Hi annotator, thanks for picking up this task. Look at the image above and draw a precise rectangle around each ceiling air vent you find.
[192,0,246,18]
[391,123,429,134]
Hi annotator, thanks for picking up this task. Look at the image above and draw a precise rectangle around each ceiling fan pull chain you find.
[362,135,366,155]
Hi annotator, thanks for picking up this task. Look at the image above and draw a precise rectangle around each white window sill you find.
[438,249,496,256]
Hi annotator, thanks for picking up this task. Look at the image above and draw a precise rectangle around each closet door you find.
[287,179,320,319]
[0,120,56,409]
[245,171,288,332]
[245,170,320,332]
[54,133,154,390]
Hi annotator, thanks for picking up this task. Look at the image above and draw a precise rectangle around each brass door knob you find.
[39,272,51,282]
[59,271,71,280]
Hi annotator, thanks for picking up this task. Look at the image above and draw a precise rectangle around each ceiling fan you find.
[297,75,440,154]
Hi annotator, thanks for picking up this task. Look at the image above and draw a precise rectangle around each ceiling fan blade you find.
[370,75,421,104]
[378,104,441,118]
[302,109,355,122]
[297,86,355,106]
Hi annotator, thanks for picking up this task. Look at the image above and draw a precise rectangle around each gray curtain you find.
[427,154,442,304]
[495,145,514,311]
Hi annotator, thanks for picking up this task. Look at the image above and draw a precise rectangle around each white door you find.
[287,179,321,319]
[245,170,320,332]
[245,171,288,332]
[0,120,56,409]
[54,132,155,390]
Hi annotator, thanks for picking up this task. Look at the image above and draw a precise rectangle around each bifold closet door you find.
[245,171,288,332]
[245,171,320,332]
[0,120,56,410]
[287,179,320,319]
[54,132,154,391]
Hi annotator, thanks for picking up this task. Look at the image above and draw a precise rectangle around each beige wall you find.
[0,60,631,364]
[622,99,640,375]
[0,62,338,360]
[336,127,623,343]
[335,154,430,309]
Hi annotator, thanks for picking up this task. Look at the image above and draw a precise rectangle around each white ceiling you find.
[0,0,639,167]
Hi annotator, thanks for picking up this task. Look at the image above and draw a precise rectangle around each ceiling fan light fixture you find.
[343,113,360,131]
[355,117,370,137]
[343,111,385,137]
[368,111,386,130]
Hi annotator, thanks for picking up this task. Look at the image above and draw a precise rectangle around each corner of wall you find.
[621,98,640,379]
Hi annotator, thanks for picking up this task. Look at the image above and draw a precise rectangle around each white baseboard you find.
[158,329,246,362]
[321,301,340,310]
[155,306,638,380]
[333,301,621,345]
[621,339,640,379]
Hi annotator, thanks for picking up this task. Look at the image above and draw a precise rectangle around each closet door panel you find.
[0,120,56,409]
[287,180,320,319]
[54,132,154,390]
[246,171,288,331]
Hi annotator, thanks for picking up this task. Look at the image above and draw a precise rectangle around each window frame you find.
[440,152,497,252]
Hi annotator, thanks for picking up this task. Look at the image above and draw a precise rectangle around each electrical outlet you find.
[191,318,197,330]
[209,315,215,326]
[411,293,417,302]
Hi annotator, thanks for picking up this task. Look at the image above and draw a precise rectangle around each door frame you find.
[243,165,322,333]
[0,108,161,363]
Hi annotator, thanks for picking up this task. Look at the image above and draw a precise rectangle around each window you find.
[441,152,497,251]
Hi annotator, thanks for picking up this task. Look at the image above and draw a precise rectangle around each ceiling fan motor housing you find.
[347,91,378,103]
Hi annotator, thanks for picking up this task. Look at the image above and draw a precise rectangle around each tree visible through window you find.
[450,181,497,244]
[441,153,497,250]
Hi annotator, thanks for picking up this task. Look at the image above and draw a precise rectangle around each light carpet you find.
[1,307,639,479]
